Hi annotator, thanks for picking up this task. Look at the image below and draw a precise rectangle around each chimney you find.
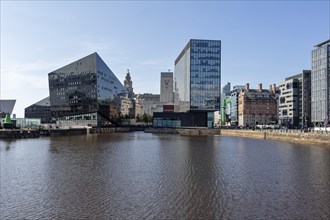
[258,83,262,92]
[245,83,249,92]
[269,84,272,91]
[272,83,276,94]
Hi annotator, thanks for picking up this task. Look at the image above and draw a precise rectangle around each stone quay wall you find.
[145,127,179,134]
[220,129,330,146]
[177,128,221,136]
[0,129,40,139]
[40,128,87,136]
[89,127,130,134]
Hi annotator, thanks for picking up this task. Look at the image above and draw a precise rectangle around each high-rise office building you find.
[160,71,174,103]
[278,70,311,128]
[174,39,221,112]
[311,39,330,126]
[153,39,221,128]
[48,52,127,126]
[222,82,231,96]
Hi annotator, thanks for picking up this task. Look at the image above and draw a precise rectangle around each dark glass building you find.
[25,97,51,123]
[174,39,221,112]
[48,52,127,125]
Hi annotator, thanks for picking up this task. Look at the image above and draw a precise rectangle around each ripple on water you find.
[0,133,329,219]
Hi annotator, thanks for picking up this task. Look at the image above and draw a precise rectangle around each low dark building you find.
[153,111,211,127]
[25,97,51,123]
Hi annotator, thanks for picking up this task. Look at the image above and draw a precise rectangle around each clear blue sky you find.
[1,1,329,117]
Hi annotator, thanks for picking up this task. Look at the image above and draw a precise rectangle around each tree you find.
[147,115,153,124]
[136,114,141,123]
[124,114,130,125]
[114,112,123,125]
[143,113,148,125]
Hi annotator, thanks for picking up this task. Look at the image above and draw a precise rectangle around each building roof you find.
[285,73,302,81]
[34,97,50,106]
[175,41,191,65]
[314,39,330,48]
[0,100,16,114]
[242,89,275,99]
[138,93,160,101]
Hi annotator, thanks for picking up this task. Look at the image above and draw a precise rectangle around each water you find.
[1,132,329,219]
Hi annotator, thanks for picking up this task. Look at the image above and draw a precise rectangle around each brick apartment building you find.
[238,83,277,127]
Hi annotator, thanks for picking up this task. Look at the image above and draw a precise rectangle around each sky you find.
[1,1,329,117]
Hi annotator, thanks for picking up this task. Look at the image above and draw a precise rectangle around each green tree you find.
[115,112,123,125]
[124,114,130,125]
[143,113,148,125]
[136,114,141,123]
[147,115,153,124]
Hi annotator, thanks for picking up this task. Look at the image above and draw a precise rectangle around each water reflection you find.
[0,133,329,219]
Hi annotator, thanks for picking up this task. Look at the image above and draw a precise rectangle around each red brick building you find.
[238,83,277,127]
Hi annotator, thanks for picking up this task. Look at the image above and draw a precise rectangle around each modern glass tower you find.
[48,52,127,125]
[174,39,221,112]
[311,39,330,126]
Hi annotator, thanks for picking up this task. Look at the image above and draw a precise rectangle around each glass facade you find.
[311,40,330,125]
[230,85,245,125]
[153,118,181,128]
[175,39,221,112]
[222,82,231,96]
[48,53,127,122]
[25,97,51,123]
[15,118,41,128]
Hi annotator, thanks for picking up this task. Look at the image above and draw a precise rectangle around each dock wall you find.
[218,129,330,145]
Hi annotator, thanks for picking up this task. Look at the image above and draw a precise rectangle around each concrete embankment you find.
[176,128,220,136]
[0,129,40,139]
[220,129,330,146]
[40,128,87,136]
[89,127,130,134]
[0,127,135,139]
[151,127,330,146]
[0,128,87,139]
[145,127,179,134]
